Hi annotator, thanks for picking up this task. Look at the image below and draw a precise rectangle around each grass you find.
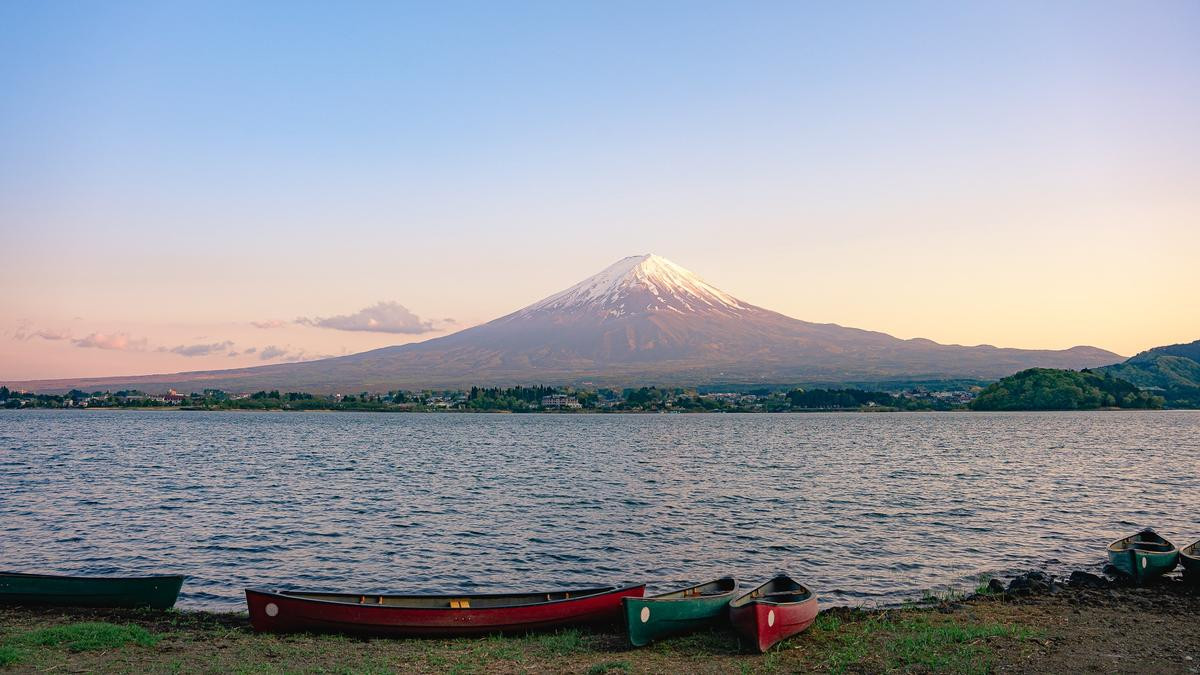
[808,611,1040,674]
[14,621,159,651]
[0,646,23,667]
[648,628,739,655]
[0,599,1050,674]
[885,618,1039,672]
[0,621,160,668]
[975,575,999,595]
[919,587,970,605]
[529,627,590,656]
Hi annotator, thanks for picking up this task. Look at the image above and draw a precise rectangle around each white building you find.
[541,394,582,409]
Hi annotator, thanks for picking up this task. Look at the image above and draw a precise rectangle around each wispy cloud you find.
[296,301,442,334]
[260,345,289,360]
[157,340,235,357]
[15,328,72,341]
[251,319,286,329]
[71,332,148,351]
[258,344,322,362]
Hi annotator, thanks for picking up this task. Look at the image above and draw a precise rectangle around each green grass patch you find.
[0,645,24,667]
[809,612,1039,674]
[883,618,1038,673]
[529,628,588,656]
[11,621,159,652]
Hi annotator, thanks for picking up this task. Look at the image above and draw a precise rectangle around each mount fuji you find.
[13,254,1122,393]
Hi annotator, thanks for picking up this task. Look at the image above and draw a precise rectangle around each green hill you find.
[1096,339,1200,408]
[970,368,1163,411]
[1130,339,1200,364]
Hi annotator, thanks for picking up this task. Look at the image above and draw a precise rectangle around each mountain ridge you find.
[1096,339,1200,407]
[7,254,1124,393]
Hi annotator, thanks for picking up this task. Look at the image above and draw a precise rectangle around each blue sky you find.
[2,1,1198,378]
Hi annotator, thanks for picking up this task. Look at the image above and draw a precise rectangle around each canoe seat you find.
[450,599,470,609]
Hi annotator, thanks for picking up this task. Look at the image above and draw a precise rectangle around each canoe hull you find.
[0,572,184,609]
[729,595,818,653]
[622,583,737,647]
[728,576,818,653]
[246,585,645,637]
[1181,543,1199,581]
[1106,531,1179,583]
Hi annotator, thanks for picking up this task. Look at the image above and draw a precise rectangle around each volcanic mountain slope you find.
[11,254,1122,393]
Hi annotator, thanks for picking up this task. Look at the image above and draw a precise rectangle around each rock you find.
[1007,576,1032,594]
[988,578,1007,594]
[1006,571,1053,595]
[1069,571,1107,589]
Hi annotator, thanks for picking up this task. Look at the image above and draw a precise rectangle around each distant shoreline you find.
[2,406,1182,414]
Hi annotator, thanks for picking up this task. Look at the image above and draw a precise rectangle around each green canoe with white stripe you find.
[622,577,737,647]
[1106,529,1179,583]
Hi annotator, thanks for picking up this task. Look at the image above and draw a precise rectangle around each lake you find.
[1,409,1196,611]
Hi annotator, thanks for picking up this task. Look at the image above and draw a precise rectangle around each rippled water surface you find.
[2,410,1198,611]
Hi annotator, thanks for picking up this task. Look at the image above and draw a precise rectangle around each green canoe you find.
[0,571,184,609]
[622,577,738,647]
[1181,540,1199,580]
[1106,529,1179,583]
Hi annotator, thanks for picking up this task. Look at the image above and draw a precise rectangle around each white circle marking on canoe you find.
[265,602,279,617]
[640,607,650,623]
[1141,557,1148,569]
[767,609,775,627]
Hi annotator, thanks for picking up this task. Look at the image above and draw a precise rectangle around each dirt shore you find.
[1,574,1197,674]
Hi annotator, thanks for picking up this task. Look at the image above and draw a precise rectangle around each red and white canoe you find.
[245,584,645,637]
[728,575,818,652]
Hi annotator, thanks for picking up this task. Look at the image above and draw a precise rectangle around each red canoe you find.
[728,575,818,652]
[245,584,645,637]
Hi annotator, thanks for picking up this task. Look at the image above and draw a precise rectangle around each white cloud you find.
[296,301,441,334]
[158,340,235,357]
[71,332,148,351]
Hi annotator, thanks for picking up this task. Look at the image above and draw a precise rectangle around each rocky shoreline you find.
[1,570,1197,673]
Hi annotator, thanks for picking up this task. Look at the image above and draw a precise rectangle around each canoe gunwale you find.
[1180,541,1199,561]
[639,577,738,602]
[1106,534,1179,558]
[247,584,645,611]
[729,575,813,609]
[0,571,186,582]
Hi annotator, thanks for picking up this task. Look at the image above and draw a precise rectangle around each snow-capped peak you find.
[522,254,749,317]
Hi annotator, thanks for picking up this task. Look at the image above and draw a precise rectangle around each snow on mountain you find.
[521,254,748,318]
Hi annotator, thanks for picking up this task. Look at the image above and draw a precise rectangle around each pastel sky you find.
[2,1,1198,380]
